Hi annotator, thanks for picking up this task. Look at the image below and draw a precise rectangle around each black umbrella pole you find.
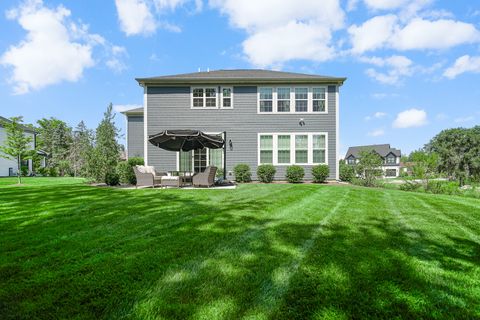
[223,131,227,180]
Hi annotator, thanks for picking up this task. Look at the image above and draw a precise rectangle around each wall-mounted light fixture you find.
[299,118,305,126]
[229,139,233,151]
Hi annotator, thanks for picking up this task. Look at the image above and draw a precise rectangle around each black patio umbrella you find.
[148,130,227,179]
[148,130,224,152]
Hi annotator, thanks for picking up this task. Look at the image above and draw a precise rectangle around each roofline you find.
[0,118,36,133]
[135,77,347,87]
[121,110,144,116]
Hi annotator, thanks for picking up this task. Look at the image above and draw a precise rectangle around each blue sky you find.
[1,0,479,157]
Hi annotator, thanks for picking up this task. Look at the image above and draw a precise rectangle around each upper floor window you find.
[386,156,396,164]
[347,158,355,165]
[312,87,326,112]
[258,86,329,114]
[259,87,273,112]
[192,87,217,108]
[221,87,232,108]
[277,88,291,112]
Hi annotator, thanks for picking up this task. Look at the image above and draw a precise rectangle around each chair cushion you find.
[144,166,156,174]
[161,176,179,181]
[136,165,147,174]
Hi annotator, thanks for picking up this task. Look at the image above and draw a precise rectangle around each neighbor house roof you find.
[120,107,144,115]
[0,116,36,133]
[136,69,347,86]
[345,144,401,159]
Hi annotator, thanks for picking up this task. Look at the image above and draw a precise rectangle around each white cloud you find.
[1,0,125,94]
[115,0,192,36]
[113,104,142,113]
[393,108,428,128]
[349,16,480,54]
[210,0,345,67]
[443,55,480,79]
[363,0,409,10]
[115,0,156,36]
[454,116,475,123]
[362,55,413,84]
[367,128,385,137]
[365,111,387,121]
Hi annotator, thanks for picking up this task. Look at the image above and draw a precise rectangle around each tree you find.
[408,149,439,187]
[69,121,94,177]
[426,126,480,185]
[0,117,33,184]
[355,150,383,187]
[92,103,121,182]
[36,117,73,175]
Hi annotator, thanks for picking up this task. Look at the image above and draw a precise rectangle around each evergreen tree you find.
[69,121,94,177]
[0,117,34,184]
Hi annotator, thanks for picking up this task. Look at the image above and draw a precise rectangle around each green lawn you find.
[1,178,479,319]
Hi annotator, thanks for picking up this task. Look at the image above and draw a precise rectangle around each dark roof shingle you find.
[345,144,401,158]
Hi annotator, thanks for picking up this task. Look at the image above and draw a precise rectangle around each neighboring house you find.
[123,69,346,180]
[0,116,37,176]
[345,144,401,178]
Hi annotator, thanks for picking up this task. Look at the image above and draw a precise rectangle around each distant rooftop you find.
[136,69,346,85]
[345,144,401,158]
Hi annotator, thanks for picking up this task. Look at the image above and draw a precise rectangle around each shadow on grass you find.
[0,185,479,319]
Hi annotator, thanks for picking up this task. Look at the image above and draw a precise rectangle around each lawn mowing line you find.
[241,189,352,320]
[131,187,342,317]
[410,195,480,244]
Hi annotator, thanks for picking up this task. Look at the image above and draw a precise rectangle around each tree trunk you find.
[17,155,22,184]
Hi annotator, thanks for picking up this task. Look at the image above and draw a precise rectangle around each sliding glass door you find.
[178,148,223,173]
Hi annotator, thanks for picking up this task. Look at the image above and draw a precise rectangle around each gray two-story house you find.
[123,70,346,180]
[345,144,401,177]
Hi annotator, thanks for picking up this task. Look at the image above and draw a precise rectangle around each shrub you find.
[48,167,58,177]
[399,180,421,192]
[425,181,460,195]
[257,164,276,183]
[105,170,120,186]
[116,157,144,185]
[37,167,48,176]
[312,164,329,183]
[233,164,251,182]
[339,162,355,182]
[286,165,304,183]
[216,168,224,178]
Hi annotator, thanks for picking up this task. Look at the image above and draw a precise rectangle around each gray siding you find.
[127,115,144,158]
[146,85,338,180]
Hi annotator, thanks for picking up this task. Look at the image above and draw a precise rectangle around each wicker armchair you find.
[133,165,166,188]
[193,166,217,187]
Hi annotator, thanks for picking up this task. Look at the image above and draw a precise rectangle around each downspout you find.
[223,131,227,180]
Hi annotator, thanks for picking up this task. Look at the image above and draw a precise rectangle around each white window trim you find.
[191,87,218,109]
[176,132,224,170]
[220,86,233,109]
[257,86,328,114]
[257,132,328,166]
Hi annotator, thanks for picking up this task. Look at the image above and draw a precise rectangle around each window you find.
[295,135,308,163]
[386,156,396,164]
[179,150,192,172]
[277,88,291,112]
[313,134,326,163]
[313,87,326,112]
[221,87,232,108]
[259,88,273,112]
[209,148,223,167]
[295,88,308,112]
[192,87,217,108]
[385,169,397,177]
[260,135,273,164]
[347,158,355,165]
[277,135,291,163]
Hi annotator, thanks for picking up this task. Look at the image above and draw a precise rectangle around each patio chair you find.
[193,166,217,187]
[133,165,166,188]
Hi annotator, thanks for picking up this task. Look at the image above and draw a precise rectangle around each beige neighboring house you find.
[0,116,46,177]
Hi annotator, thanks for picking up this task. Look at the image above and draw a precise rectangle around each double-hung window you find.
[221,87,232,108]
[277,135,291,164]
[295,88,308,112]
[312,87,326,112]
[295,135,308,163]
[277,88,291,112]
[313,134,326,163]
[259,88,273,112]
[386,156,396,164]
[259,135,273,164]
[192,87,217,108]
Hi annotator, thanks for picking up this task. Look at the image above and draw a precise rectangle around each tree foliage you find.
[426,126,480,185]
[355,150,383,187]
[69,121,94,177]
[0,117,34,184]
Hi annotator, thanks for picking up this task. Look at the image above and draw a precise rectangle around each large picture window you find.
[258,133,328,165]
